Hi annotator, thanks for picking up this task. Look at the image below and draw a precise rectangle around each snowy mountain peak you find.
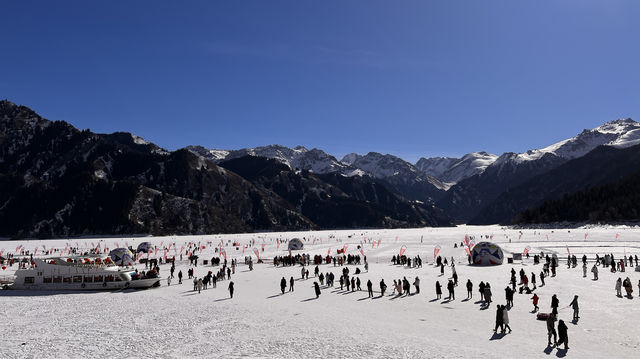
[508,118,640,163]
[416,151,498,184]
[341,153,361,165]
[187,144,350,174]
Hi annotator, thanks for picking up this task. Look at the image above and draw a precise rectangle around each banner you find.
[359,248,365,257]
[399,245,407,257]
[523,245,531,256]
[566,246,570,255]
[253,247,260,260]
[220,248,227,260]
[377,239,382,248]
[616,233,620,239]
[343,245,348,254]
[468,240,476,250]
[433,244,441,260]
[464,235,469,246]
[242,245,247,255]
[584,233,588,239]
[464,245,471,257]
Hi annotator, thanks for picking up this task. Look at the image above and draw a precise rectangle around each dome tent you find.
[470,242,504,266]
[288,238,304,251]
[136,242,153,254]
[109,248,135,266]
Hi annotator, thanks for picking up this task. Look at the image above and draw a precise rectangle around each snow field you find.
[1,225,640,358]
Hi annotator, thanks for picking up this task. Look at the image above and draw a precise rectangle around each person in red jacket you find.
[531,293,539,312]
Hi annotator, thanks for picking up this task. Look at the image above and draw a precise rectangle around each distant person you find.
[435,281,442,299]
[466,279,473,299]
[228,281,235,298]
[569,295,579,321]
[314,281,321,298]
[280,277,287,294]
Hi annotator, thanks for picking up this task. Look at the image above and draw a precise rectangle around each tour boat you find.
[9,257,160,290]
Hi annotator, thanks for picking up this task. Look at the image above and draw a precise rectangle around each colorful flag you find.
[399,245,407,257]
[523,245,531,256]
[433,245,441,260]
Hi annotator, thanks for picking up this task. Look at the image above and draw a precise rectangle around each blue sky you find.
[1,1,639,162]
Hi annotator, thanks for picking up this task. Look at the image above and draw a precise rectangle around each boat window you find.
[115,275,123,281]
[43,277,52,283]
[24,277,35,284]
[63,277,72,283]
[105,275,114,282]
[94,275,103,282]
[73,276,82,283]
[84,276,93,283]
[53,276,62,283]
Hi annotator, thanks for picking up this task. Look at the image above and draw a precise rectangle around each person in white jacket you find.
[502,305,512,333]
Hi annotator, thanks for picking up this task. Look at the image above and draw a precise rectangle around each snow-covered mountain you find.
[438,118,640,222]
[187,145,355,175]
[493,118,640,166]
[415,152,498,184]
[340,152,448,201]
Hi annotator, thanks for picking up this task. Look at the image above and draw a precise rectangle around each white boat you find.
[9,258,160,290]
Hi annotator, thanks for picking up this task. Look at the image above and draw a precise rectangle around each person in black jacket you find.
[436,281,442,299]
[379,279,387,297]
[557,320,569,349]
[367,280,373,298]
[447,280,455,300]
[466,279,473,299]
[314,281,321,298]
[228,281,234,298]
[280,277,287,294]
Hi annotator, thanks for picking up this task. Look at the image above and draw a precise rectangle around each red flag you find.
[342,245,348,254]
[523,245,531,256]
[433,245,441,260]
[220,248,227,260]
[253,247,260,260]
[328,249,331,256]
[377,239,382,248]
[242,245,247,255]
[399,245,407,257]
[566,246,570,255]
[359,248,365,257]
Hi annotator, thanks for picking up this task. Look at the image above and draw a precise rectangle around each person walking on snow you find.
[592,264,598,280]
[314,281,321,298]
[616,277,623,297]
[280,277,287,294]
[569,295,579,321]
[502,305,512,333]
[413,276,420,294]
[466,279,473,299]
[435,281,442,299]
[547,313,557,347]
[557,320,569,350]
[367,280,373,298]
[289,276,295,292]
[197,278,203,294]
[531,293,539,312]
[228,281,235,298]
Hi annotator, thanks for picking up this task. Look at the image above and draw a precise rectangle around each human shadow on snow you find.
[489,332,505,341]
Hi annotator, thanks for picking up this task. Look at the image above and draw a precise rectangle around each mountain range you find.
[2,99,640,237]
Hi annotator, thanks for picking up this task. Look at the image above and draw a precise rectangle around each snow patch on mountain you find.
[416,152,498,184]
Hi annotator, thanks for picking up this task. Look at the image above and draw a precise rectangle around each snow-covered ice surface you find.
[2,225,640,358]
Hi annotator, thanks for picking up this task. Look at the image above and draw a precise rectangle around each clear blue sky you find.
[1,1,638,162]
